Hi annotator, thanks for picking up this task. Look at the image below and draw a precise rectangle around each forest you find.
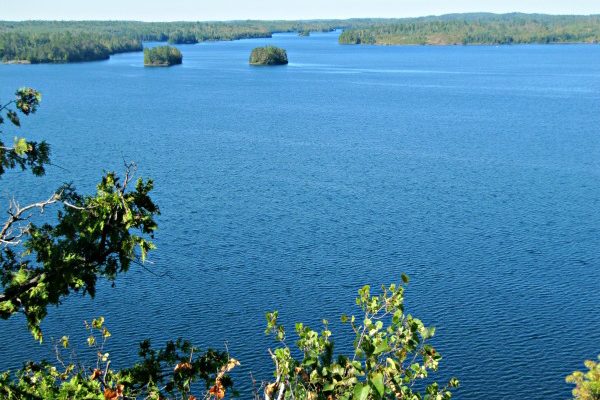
[3,14,599,63]
[0,20,347,63]
[0,32,142,63]
[338,13,600,45]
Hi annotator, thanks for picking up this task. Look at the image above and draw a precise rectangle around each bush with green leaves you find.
[0,87,462,400]
[261,276,459,400]
[567,356,600,400]
[0,317,237,399]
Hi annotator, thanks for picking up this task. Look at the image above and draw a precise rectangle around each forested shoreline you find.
[1,13,599,63]
[0,20,347,63]
[338,13,600,45]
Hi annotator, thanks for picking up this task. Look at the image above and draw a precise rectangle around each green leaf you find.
[401,273,410,284]
[353,383,370,400]
[371,372,384,398]
[374,339,390,355]
[13,137,30,155]
[91,317,104,329]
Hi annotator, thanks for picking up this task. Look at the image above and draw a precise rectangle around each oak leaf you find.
[209,381,225,399]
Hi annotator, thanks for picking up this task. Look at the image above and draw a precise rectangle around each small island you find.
[298,30,310,37]
[143,46,182,67]
[249,46,288,66]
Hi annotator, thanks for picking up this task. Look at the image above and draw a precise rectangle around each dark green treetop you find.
[249,46,288,66]
[144,45,183,66]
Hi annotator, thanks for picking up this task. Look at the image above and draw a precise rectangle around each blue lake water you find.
[1,31,599,399]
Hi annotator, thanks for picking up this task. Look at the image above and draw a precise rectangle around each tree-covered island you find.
[143,45,182,66]
[249,46,288,65]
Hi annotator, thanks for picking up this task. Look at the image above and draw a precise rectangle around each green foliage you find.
[0,88,49,176]
[249,46,288,66]
[0,20,339,64]
[339,30,376,45]
[0,317,237,399]
[263,280,459,399]
[0,89,160,341]
[2,15,599,63]
[0,281,457,400]
[339,13,600,45]
[567,356,600,400]
[0,32,142,63]
[0,87,463,399]
[0,171,159,341]
[0,88,237,398]
[144,45,183,66]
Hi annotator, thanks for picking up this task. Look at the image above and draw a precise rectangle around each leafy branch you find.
[262,277,459,400]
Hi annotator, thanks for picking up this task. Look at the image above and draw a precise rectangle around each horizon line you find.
[2,11,600,23]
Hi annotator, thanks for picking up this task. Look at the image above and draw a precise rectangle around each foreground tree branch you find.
[0,164,159,341]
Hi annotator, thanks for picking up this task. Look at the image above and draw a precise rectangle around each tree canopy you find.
[339,13,600,45]
[144,46,183,66]
[249,46,288,65]
[0,88,159,341]
[0,20,340,63]
[2,14,599,63]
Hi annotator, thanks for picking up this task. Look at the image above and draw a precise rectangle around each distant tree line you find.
[0,32,142,63]
[2,14,600,63]
[339,13,600,45]
[0,20,348,63]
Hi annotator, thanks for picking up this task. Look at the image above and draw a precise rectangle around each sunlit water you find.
[1,31,599,399]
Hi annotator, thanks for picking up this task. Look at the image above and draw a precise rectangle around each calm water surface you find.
[1,32,599,399]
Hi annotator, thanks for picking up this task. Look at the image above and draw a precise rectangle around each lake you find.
[1,31,599,399]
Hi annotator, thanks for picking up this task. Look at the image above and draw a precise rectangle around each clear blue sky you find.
[3,0,600,21]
